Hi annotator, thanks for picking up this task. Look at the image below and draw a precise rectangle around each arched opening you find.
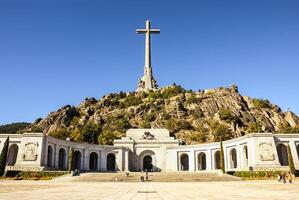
[243,145,248,167]
[47,146,53,168]
[58,148,66,170]
[7,144,18,166]
[277,144,288,166]
[143,155,153,171]
[73,150,82,170]
[297,144,299,160]
[106,153,116,171]
[197,152,206,170]
[89,152,98,171]
[180,153,189,171]
[214,151,221,170]
[230,148,237,169]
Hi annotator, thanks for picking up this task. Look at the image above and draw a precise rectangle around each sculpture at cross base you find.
[136,20,160,92]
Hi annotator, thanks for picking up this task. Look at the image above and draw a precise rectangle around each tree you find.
[287,144,295,175]
[220,139,225,173]
[0,137,9,176]
[68,146,74,172]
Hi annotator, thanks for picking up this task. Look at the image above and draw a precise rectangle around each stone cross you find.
[136,20,160,92]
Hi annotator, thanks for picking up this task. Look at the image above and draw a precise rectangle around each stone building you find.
[1,129,299,172]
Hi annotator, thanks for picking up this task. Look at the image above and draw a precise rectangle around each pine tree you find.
[0,137,9,176]
[220,139,225,173]
[287,144,295,175]
[68,146,74,172]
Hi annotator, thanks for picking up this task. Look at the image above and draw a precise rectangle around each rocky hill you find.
[25,84,299,145]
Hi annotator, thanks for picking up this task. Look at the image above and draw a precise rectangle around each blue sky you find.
[0,0,299,125]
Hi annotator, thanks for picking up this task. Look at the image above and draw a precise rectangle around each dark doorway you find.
[58,148,66,170]
[277,144,288,166]
[47,146,53,168]
[107,153,116,171]
[89,152,98,171]
[73,150,82,170]
[143,155,153,171]
[7,144,18,166]
[180,153,189,171]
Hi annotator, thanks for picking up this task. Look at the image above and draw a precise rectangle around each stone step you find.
[58,172,241,182]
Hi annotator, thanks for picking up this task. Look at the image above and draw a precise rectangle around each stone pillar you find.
[189,150,195,171]
[206,149,213,171]
[124,150,129,171]
[97,150,101,171]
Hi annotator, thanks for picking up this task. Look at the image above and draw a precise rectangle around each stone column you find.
[189,150,195,171]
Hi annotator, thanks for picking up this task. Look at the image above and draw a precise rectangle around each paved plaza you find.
[0,175,298,200]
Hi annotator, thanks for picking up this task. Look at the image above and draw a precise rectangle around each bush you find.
[219,108,236,123]
[49,128,71,140]
[209,120,233,142]
[253,98,271,109]
[98,130,121,145]
[278,123,299,133]
[14,171,66,180]
[81,122,102,144]
[122,95,142,107]
[161,84,185,99]
[234,171,287,180]
[245,121,263,133]
[0,123,30,134]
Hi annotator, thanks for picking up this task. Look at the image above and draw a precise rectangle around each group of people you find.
[278,172,294,184]
[140,170,149,182]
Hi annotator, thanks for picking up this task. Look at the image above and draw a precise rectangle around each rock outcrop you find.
[25,84,299,144]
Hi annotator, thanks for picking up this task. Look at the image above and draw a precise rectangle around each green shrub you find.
[81,122,102,144]
[234,171,287,180]
[16,171,66,180]
[0,123,30,134]
[98,130,121,145]
[161,84,185,99]
[245,121,263,133]
[49,128,71,140]
[219,108,236,123]
[122,95,142,107]
[209,120,233,142]
[253,98,271,109]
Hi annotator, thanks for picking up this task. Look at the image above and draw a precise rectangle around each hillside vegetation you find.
[0,122,31,134]
[25,84,299,145]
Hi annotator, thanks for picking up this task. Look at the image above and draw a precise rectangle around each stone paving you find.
[0,175,298,200]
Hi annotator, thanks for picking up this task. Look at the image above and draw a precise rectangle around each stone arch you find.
[229,148,237,169]
[242,145,248,167]
[89,152,98,171]
[106,153,116,171]
[180,153,189,171]
[73,150,82,170]
[58,148,66,170]
[47,145,54,168]
[139,150,157,172]
[7,144,18,166]
[277,144,288,166]
[214,151,221,170]
[197,152,206,170]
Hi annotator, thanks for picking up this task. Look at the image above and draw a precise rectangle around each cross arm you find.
[136,29,147,34]
[149,29,160,34]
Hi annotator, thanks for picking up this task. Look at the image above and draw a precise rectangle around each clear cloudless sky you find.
[0,0,299,125]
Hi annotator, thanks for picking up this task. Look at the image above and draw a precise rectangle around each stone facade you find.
[1,129,299,172]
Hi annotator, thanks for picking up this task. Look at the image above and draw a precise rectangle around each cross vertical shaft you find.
[136,20,160,92]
